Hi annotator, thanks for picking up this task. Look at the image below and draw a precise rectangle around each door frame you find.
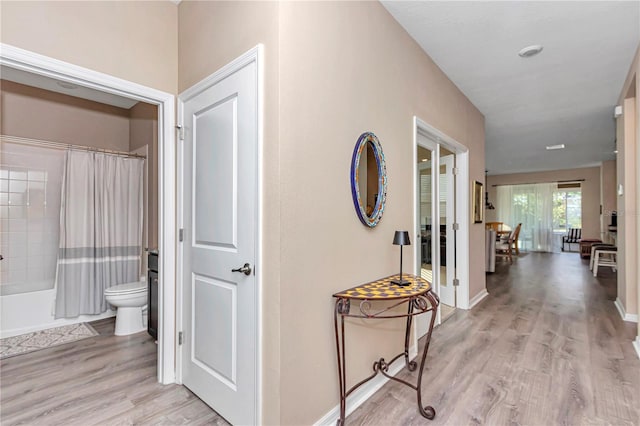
[0,43,177,384]
[413,117,470,312]
[176,45,264,422]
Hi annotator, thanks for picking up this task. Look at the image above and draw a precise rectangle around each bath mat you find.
[0,323,99,360]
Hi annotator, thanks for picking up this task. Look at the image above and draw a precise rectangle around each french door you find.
[416,132,457,335]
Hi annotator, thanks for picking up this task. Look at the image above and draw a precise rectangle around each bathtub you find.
[0,287,115,338]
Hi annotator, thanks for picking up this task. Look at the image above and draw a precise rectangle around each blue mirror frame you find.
[350,132,387,227]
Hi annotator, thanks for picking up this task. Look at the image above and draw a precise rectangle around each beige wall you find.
[0,1,178,94]
[130,102,159,250]
[617,44,640,327]
[617,98,637,316]
[1,80,130,150]
[486,167,602,241]
[180,1,485,424]
[178,1,282,424]
[278,2,484,424]
[1,0,176,251]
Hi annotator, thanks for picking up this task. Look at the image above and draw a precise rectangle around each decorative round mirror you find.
[350,132,387,227]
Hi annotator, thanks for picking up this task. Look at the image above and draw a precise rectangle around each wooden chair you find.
[510,223,522,255]
[495,225,520,264]
[562,228,581,251]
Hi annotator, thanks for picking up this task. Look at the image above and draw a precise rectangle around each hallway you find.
[1,253,637,425]
[348,252,639,425]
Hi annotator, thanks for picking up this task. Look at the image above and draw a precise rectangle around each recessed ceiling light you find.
[518,45,544,58]
[546,144,565,150]
[421,159,428,162]
[56,81,79,90]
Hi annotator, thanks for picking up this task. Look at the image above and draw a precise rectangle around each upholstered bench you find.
[579,239,602,259]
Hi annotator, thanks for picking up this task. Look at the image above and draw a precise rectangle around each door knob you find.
[232,263,252,276]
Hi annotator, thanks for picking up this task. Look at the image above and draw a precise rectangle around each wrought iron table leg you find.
[415,291,439,420]
[404,298,417,371]
[334,299,348,426]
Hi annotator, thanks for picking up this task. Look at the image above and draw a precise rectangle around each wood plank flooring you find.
[347,252,640,425]
[1,252,638,425]
[0,318,226,426]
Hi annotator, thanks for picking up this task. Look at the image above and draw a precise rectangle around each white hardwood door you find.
[180,54,258,426]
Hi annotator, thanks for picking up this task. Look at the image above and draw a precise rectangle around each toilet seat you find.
[105,281,146,296]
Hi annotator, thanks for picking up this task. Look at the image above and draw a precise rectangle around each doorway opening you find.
[417,143,457,323]
[0,43,177,384]
[413,117,470,338]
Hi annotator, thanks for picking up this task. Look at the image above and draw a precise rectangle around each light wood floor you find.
[440,303,456,323]
[0,318,226,426]
[348,252,640,425]
[1,253,638,425]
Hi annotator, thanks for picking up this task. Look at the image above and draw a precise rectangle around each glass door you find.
[416,134,457,334]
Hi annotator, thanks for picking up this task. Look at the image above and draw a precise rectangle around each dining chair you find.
[562,228,582,251]
[495,227,517,264]
[510,223,522,255]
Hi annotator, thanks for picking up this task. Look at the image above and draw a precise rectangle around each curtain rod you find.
[0,135,146,159]
[491,179,585,187]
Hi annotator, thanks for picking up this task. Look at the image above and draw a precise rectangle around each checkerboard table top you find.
[333,274,431,300]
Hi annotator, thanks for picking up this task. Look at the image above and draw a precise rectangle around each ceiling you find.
[382,1,640,175]
[1,65,139,109]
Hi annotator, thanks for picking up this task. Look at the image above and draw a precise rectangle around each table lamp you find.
[391,230,411,286]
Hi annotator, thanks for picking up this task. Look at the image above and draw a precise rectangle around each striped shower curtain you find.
[54,150,144,319]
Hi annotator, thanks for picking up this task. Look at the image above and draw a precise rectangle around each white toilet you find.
[104,281,148,336]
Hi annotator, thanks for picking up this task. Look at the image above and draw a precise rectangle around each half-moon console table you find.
[333,274,440,425]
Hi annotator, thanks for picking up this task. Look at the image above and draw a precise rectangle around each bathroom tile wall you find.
[0,142,64,295]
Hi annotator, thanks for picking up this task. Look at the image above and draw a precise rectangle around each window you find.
[552,184,582,233]
[496,181,581,253]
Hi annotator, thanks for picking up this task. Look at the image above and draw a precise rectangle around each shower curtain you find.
[54,150,144,319]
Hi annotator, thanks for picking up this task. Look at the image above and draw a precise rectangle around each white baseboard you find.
[314,345,417,426]
[468,289,489,310]
[614,298,639,323]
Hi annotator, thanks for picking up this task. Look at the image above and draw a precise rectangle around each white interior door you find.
[180,55,258,425]
[439,154,456,307]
